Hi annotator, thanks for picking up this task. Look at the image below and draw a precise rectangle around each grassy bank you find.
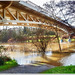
[0,60,18,72]
[42,65,75,74]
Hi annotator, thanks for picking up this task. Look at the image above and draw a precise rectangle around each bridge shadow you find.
[39,51,71,66]
[40,43,75,66]
[40,55,62,66]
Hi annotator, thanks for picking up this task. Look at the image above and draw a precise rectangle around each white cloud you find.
[29,0,50,7]
[24,0,64,7]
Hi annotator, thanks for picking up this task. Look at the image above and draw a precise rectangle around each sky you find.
[24,0,74,7]
[28,0,75,26]
[25,0,62,7]
[28,0,50,7]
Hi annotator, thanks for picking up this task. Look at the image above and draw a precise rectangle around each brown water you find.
[1,42,75,66]
[7,51,52,65]
[6,51,75,66]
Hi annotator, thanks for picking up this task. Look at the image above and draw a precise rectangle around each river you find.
[1,42,75,66]
[6,51,75,66]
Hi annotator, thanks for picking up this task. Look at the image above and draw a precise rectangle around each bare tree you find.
[43,0,75,33]
[32,26,62,66]
[32,27,49,57]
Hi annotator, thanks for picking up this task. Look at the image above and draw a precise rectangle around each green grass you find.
[0,60,18,72]
[49,35,55,37]
[42,65,75,74]
[71,39,75,41]
[29,40,32,42]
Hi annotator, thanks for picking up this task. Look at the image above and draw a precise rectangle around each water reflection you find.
[60,53,75,66]
[7,51,75,66]
[8,51,52,65]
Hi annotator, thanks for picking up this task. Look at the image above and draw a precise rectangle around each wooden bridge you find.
[0,1,74,35]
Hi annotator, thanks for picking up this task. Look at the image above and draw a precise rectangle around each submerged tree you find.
[32,25,54,57]
[33,28,50,57]
[32,27,62,66]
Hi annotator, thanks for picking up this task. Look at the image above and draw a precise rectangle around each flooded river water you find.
[6,51,75,66]
[1,42,75,66]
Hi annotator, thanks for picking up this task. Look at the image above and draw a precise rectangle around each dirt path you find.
[0,64,55,73]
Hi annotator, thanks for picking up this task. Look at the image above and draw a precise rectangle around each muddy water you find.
[6,51,75,66]
[1,43,75,66]
[7,51,52,65]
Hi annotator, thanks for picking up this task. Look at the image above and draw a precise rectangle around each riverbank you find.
[0,60,18,72]
[0,42,75,52]
[42,65,75,74]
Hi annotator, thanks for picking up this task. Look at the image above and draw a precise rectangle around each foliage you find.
[71,39,75,41]
[0,27,55,43]
[0,45,7,57]
[0,45,12,65]
[0,56,11,66]
[42,65,75,74]
[2,56,11,62]
[0,30,8,42]
[0,60,18,72]
[0,45,18,71]
[0,27,23,42]
[0,57,4,66]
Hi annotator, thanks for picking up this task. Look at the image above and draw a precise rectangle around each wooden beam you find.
[19,12,26,21]
[0,14,3,20]
[6,8,17,20]
[16,10,19,20]
[3,8,6,18]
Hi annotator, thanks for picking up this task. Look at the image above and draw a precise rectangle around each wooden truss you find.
[0,1,73,34]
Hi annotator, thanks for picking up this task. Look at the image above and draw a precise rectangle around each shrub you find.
[2,56,11,62]
[0,56,11,66]
[0,57,4,66]
[0,60,18,71]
